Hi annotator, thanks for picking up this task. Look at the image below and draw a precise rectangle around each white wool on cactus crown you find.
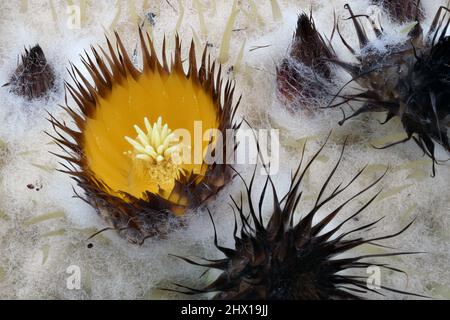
[0,0,448,299]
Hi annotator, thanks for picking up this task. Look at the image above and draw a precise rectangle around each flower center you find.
[124,117,185,188]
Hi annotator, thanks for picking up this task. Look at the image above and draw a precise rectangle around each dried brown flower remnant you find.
[327,4,450,175]
[4,45,55,100]
[171,139,423,300]
[277,13,336,108]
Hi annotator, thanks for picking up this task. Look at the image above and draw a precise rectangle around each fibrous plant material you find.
[373,0,424,23]
[277,13,336,109]
[327,4,450,175]
[3,45,55,100]
[49,30,240,244]
[170,138,422,300]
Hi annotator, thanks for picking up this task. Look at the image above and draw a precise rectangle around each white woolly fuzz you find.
[0,0,448,300]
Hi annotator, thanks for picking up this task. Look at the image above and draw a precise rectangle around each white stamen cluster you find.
[125,116,182,164]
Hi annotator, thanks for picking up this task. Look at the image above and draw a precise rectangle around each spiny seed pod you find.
[3,45,55,100]
[170,138,422,300]
[324,3,450,175]
[372,0,424,23]
[277,13,336,108]
[48,30,240,244]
